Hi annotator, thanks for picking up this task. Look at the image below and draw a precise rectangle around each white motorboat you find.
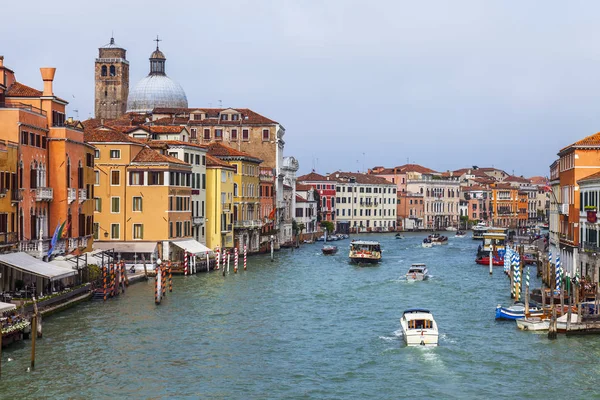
[422,238,432,248]
[516,317,550,331]
[455,230,467,238]
[446,226,457,232]
[400,308,439,346]
[406,263,429,281]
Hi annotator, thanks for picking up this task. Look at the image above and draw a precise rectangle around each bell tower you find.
[94,37,129,119]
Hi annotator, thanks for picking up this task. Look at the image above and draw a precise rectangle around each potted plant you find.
[585,206,597,223]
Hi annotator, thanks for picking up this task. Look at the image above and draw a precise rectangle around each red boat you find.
[475,256,503,266]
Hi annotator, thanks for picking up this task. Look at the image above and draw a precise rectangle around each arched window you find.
[101,65,107,76]
[66,158,71,188]
[30,161,38,189]
[109,65,116,76]
[420,187,423,194]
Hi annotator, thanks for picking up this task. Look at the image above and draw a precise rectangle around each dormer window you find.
[193,113,202,121]
[232,114,240,121]
[221,114,229,121]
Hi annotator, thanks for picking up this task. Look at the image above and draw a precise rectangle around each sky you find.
[2,0,600,178]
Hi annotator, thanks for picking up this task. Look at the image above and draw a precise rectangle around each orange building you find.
[517,191,528,227]
[0,57,94,256]
[490,183,519,228]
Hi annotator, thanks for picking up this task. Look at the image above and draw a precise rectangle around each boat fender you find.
[420,340,425,346]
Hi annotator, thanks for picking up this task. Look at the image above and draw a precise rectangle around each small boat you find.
[322,245,338,255]
[400,308,439,346]
[495,302,544,320]
[422,238,432,248]
[429,234,448,245]
[455,230,467,238]
[406,263,429,281]
[516,316,550,331]
[475,256,504,266]
[316,236,325,242]
[446,226,457,232]
[395,233,404,239]
[523,255,536,265]
[349,240,382,264]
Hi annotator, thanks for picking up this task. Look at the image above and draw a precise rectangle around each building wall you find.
[95,45,129,119]
[205,165,234,250]
[333,182,397,232]
[0,139,18,250]
[407,177,460,229]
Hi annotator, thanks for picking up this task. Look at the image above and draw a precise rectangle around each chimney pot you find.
[40,67,56,96]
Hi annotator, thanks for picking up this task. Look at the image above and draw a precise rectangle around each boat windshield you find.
[408,319,433,329]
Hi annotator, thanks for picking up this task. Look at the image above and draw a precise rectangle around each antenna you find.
[73,109,79,119]
[219,100,223,108]
[362,152,365,173]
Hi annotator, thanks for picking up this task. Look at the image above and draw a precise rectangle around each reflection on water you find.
[0,232,597,399]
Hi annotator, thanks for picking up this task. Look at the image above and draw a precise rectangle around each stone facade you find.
[406,175,460,230]
[94,38,129,120]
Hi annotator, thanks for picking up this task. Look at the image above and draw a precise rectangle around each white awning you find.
[93,242,157,254]
[0,301,16,313]
[0,252,77,281]
[171,239,211,255]
[49,258,77,270]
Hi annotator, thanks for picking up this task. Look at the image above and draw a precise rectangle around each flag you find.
[59,220,69,239]
[47,221,63,258]
[268,208,276,220]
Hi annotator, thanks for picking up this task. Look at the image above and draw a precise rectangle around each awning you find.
[93,241,157,254]
[50,258,78,270]
[171,239,211,255]
[0,252,77,281]
[0,301,16,313]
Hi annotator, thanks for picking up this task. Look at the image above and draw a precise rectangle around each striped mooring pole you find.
[234,248,239,273]
[244,244,247,271]
[184,252,189,276]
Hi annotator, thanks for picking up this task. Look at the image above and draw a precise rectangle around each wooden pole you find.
[0,330,3,379]
[548,305,557,339]
[30,314,37,370]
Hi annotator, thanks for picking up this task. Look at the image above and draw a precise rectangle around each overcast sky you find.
[3,0,600,178]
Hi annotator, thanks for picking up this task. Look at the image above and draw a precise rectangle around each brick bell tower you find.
[94,36,129,119]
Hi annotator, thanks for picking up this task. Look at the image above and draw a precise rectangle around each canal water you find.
[1,233,599,399]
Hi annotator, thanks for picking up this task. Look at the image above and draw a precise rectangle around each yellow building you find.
[207,143,263,252]
[0,138,18,252]
[491,183,519,228]
[205,154,235,251]
[86,126,206,265]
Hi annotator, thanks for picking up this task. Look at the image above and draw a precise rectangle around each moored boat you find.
[322,245,338,255]
[349,240,382,264]
[400,308,439,346]
[495,302,544,320]
[475,256,504,266]
[395,233,404,239]
[406,263,429,281]
[516,316,550,331]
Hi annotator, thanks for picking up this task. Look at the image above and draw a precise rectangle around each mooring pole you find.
[30,314,37,370]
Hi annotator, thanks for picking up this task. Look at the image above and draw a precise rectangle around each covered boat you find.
[400,308,439,346]
[472,223,488,240]
[349,240,381,264]
[495,302,544,320]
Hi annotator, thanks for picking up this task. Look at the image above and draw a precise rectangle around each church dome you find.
[126,42,188,113]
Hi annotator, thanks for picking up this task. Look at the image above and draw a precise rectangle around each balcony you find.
[0,232,18,246]
[221,224,233,233]
[581,241,600,253]
[0,188,7,198]
[35,187,54,202]
[233,219,263,229]
[67,188,77,204]
[78,188,87,203]
[192,216,205,225]
[221,203,231,212]
[11,189,22,203]
[559,203,569,216]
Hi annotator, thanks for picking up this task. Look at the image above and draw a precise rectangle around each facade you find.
[87,127,195,263]
[295,184,318,237]
[95,37,129,120]
[205,155,235,251]
[548,159,560,274]
[406,175,460,230]
[279,157,299,245]
[2,58,94,257]
[462,186,491,223]
[576,172,600,283]
[297,171,336,223]
[207,142,263,253]
[330,172,397,233]
[397,192,424,230]
[0,137,18,251]
[490,183,519,228]
[370,164,438,194]
[259,167,276,241]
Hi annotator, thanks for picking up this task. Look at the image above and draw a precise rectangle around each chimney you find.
[40,67,56,96]
[0,56,4,67]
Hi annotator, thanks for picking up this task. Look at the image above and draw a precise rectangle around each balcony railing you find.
[11,189,23,202]
[0,101,47,116]
[20,235,90,257]
[221,203,231,212]
[78,188,87,203]
[581,241,600,253]
[67,188,77,204]
[233,219,263,229]
[221,224,233,233]
[192,216,205,225]
[0,232,18,246]
[35,187,53,202]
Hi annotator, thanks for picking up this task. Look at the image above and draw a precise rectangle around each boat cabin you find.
[349,241,381,253]
[408,263,426,274]
[482,232,507,253]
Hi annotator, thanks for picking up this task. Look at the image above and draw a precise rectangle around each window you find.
[242,129,249,141]
[232,114,240,121]
[94,171,100,185]
[190,128,197,139]
[101,65,107,76]
[129,171,144,185]
[94,149,100,159]
[111,223,120,239]
[94,198,101,212]
[111,197,120,213]
[262,129,270,141]
[231,129,238,141]
[184,153,189,163]
[111,170,120,185]
[21,131,28,145]
[109,65,116,76]
[221,114,229,121]
[133,224,143,239]
[215,129,223,140]
[203,129,211,140]
[132,196,143,212]
[93,223,99,240]
[110,149,121,159]
[148,171,164,185]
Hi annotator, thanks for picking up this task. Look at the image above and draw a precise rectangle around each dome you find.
[101,37,123,49]
[151,49,166,60]
[127,75,188,113]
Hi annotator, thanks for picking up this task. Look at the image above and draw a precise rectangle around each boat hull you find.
[406,274,428,281]
[404,331,438,346]
[475,257,503,266]
[495,305,544,320]
[422,242,432,248]
[349,256,381,264]
[516,318,550,331]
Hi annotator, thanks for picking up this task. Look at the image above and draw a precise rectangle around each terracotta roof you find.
[327,171,396,185]
[492,183,514,190]
[131,147,189,166]
[152,116,189,126]
[125,125,187,134]
[84,127,142,144]
[529,176,547,185]
[295,194,308,203]
[206,142,262,163]
[6,82,43,97]
[206,154,234,169]
[297,171,328,182]
[395,164,437,174]
[561,132,600,153]
[152,107,278,125]
[578,171,600,183]
[503,175,530,183]
[296,184,313,191]
[461,185,489,192]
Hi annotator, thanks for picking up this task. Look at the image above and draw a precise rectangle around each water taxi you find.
[406,263,429,281]
[322,245,338,255]
[400,308,439,346]
[472,222,488,240]
[349,240,382,264]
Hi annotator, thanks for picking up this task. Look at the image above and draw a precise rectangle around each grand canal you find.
[1,233,599,399]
